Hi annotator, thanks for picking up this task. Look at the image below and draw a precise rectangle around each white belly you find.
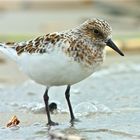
[18,50,103,86]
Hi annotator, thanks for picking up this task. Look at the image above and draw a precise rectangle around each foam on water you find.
[74,101,111,117]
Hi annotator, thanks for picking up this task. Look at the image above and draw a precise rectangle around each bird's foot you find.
[47,121,59,126]
[70,118,80,124]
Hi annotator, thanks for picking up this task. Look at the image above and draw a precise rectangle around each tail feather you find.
[0,43,18,61]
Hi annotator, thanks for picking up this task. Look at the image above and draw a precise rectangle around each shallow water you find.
[0,53,140,140]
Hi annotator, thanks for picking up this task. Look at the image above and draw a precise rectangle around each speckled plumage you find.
[0,18,112,85]
[1,19,111,68]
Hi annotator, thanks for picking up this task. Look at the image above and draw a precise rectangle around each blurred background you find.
[0,0,140,40]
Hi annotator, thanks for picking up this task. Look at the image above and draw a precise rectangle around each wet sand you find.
[0,52,140,140]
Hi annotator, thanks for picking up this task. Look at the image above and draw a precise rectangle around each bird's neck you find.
[62,26,84,37]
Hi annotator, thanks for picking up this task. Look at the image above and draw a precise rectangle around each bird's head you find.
[80,18,124,56]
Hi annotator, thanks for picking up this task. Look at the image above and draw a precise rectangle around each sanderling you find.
[0,18,124,126]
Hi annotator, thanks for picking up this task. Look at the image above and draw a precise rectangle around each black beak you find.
[106,39,124,56]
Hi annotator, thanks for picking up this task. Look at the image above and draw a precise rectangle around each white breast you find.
[17,49,104,87]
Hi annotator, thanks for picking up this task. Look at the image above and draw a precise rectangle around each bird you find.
[0,18,124,126]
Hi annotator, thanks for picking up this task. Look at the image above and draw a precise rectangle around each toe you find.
[47,121,59,126]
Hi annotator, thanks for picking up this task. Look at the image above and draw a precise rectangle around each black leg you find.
[65,85,76,122]
[43,87,58,126]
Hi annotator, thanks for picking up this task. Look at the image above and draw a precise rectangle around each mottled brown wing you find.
[5,33,65,55]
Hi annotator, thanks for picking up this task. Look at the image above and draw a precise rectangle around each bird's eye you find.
[94,29,99,34]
